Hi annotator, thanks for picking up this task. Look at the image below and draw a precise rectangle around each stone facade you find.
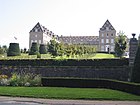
[99,20,116,52]
[29,22,59,48]
[29,20,116,52]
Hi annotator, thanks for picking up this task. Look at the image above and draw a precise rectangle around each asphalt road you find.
[0,96,140,105]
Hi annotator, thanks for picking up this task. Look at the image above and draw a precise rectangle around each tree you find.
[131,44,140,83]
[47,39,59,57]
[39,44,47,54]
[7,43,21,56]
[29,42,39,55]
[114,32,127,58]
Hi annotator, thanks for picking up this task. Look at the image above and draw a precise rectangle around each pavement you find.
[0,96,140,105]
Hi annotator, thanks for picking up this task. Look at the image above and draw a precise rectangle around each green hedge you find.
[7,43,21,56]
[0,59,128,66]
[41,78,140,95]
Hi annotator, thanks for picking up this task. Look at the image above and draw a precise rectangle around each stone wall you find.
[0,66,130,81]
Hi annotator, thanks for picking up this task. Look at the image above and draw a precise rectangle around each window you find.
[101,39,104,43]
[106,33,109,37]
[102,33,104,37]
[31,40,34,43]
[101,46,104,51]
[35,40,37,43]
[111,46,114,51]
[106,27,109,30]
[39,40,41,44]
[111,39,114,43]
[111,33,114,36]
[106,39,109,43]
[35,35,37,37]
[35,28,38,32]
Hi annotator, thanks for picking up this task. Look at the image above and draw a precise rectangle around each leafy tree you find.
[131,44,140,83]
[39,44,47,54]
[57,42,64,56]
[114,32,127,58]
[29,42,39,55]
[47,39,59,57]
[7,43,21,56]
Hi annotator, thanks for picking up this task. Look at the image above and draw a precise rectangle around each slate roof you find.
[100,20,115,31]
[30,22,56,38]
[30,22,99,45]
[59,36,99,45]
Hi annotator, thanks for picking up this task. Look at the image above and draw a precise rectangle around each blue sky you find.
[0,0,140,49]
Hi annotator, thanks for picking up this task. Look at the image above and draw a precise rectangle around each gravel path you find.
[0,96,140,105]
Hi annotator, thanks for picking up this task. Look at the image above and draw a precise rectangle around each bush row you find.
[0,58,129,66]
[42,78,140,95]
[0,73,41,86]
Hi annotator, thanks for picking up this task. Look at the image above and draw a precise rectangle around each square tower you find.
[99,20,116,52]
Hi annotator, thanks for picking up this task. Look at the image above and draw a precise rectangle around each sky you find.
[0,0,140,49]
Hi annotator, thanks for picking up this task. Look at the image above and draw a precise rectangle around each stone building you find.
[29,22,59,48]
[29,20,116,52]
[99,20,116,52]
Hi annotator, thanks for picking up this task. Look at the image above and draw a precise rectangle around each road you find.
[0,96,140,105]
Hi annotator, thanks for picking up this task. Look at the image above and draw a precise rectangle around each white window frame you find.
[106,39,109,43]
[35,28,38,32]
[39,40,41,44]
[111,46,114,52]
[102,33,104,37]
[101,39,104,43]
[101,46,104,51]
[35,40,37,43]
[111,39,114,43]
[106,27,109,30]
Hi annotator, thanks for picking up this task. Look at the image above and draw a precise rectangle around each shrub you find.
[42,78,140,95]
[29,42,39,55]
[7,43,21,56]
[9,73,41,87]
[0,58,129,66]
[37,52,41,58]
[0,75,9,86]
[39,44,47,54]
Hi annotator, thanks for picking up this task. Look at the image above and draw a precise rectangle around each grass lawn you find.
[0,53,115,59]
[0,87,140,100]
[92,53,115,59]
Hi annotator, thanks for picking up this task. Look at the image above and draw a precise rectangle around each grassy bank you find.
[0,53,115,59]
[0,87,140,100]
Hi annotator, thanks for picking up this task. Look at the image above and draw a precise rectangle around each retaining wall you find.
[0,66,130,81]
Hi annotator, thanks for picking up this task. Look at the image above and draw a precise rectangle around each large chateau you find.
[29,20,116,52]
